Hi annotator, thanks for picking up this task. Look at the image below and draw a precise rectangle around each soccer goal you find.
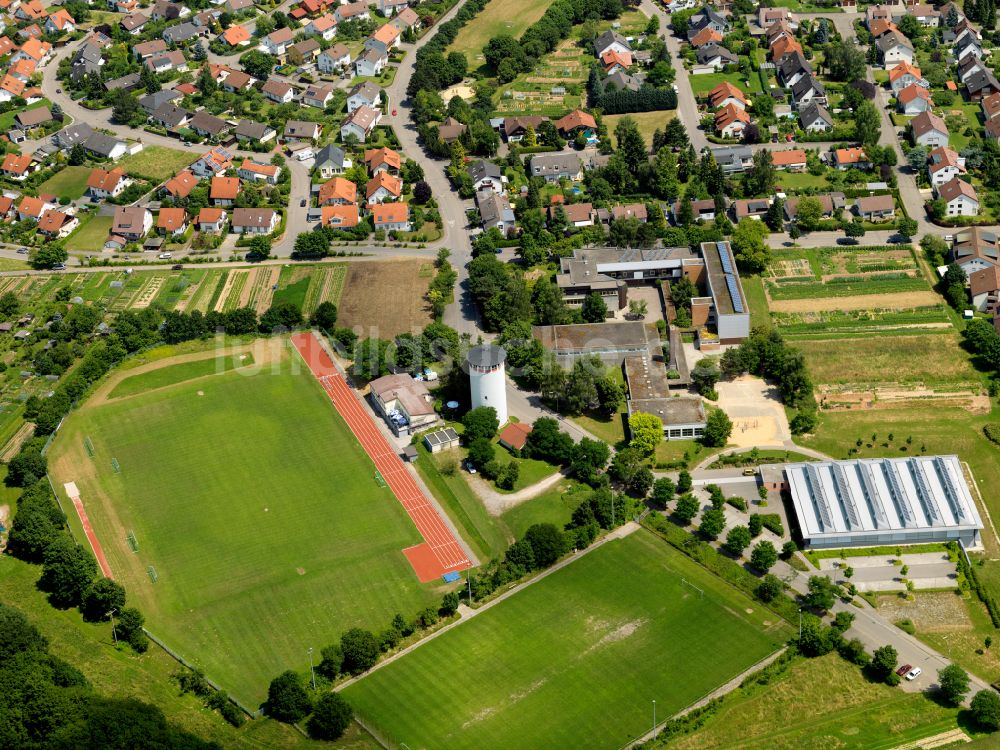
[126,531,138,553]
[680,577,705,599]
[84,436,95,458]
[374,471,386,487]
[111,458,121,473]
[147,566,158,583]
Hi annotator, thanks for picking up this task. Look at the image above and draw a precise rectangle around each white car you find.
[905,667,922,681]
[158,252,172,259]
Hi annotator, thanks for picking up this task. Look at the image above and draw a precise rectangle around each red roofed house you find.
[372,202,410,232]
[832,147,870,170]
[897,83,932,114]
[86,167,129,199]
[37,210,78,238]
[17,195,55,221]
[162,170,198,199]
[157,207,188,236]
[44,9,75,34]
[321,204,359,229]
[970,265,1000,313]
[601,49,632,74]
[937,176,980,217]
[554,109,597,138]
[690,26,722,48]
[318,177,356,205]
[210,175,240,206]
[198,207,227,233]
[714,103,750,138]
[222,24,251,46]
[708,81,748,109]
[771,149,807,171]
[364,146,401,175]
[2,152,34,181]
[770,35,803,62]
[366,172,402,204]
[498,422,532,452]
[237,159,282,184]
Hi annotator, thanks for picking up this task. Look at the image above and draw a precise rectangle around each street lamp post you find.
[109,608,118,645]
[308,647,316,691]
[652,699,657,739]
[798,608,802,642]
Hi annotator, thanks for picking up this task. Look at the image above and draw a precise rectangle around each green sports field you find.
[343,530,790,749]
[48,343,443,706]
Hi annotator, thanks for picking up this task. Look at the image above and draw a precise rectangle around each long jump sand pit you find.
[768,291,941,313]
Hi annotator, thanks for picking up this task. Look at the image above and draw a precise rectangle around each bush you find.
[307,693,353,740]
[340,628,380,674]
[265,671,312,723]
[972,689,1000,731]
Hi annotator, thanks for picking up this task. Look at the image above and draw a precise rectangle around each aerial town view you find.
[5,0,1000,746]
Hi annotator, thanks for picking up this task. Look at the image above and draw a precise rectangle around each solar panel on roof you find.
[908,459,942,525]
[725,273,744,313]
[933,457,967,523]
[717,241,733,273]
[804,464,834,532]
[882,460,915,526]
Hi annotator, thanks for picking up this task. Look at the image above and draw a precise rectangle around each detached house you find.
[365,147,400,175]
[190,146,234,177]
[927,146,967,187]
[593,30,630,58]
[468,160,504,194]
[302,84,335,109]
[318,44,351,73]
[911,111,949,148]
[853,194,896,221]
[262,80,294,104]
[284,120,322,141]
[157,207,189,236]
[340,105,381,143]
[554,109,597,140]
[231,208,279,235]
[321,204,359,229]
[37,210,78,239]
[478,193,515,235]
[355,47,387,78]
[366,172,402,204]
[372,202,410,233]
[529,152,583,182]
[305,14,337,41]
[111,205,153,240]
[314,144,352,178]
[897,83,932,114]
[162,170,198,199]
[790,74,826,108]
[1,152,34,181]
[210,175,240,206]
[877,31,914,69]
[86,167,129,199]
[889,61,928,93]
[937,177,980,216]
[263,27,294,57]
[237,159,281,184]
[697,43,737,70]
[44,9,75,34]
[317,177,356,206]
[708,82,747,110]
[799,101,833,132]
[198,207,227,234]
[714,104,750,138]
[832,147,870,170]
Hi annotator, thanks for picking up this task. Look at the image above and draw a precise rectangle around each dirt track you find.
[768,291,941,313]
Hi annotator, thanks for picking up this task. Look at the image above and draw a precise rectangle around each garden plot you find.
[302,265,346,316]
[130,275,167,309]
[251,268,280,314]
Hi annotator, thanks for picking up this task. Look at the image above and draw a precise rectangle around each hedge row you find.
[956,548,1000,629]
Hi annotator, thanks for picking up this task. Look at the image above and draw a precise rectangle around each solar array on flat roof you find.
[725,274,744,313]
[832,463,862,530]
[934,456,969,523]
[717,241,733,273]
[805,464,835,531]
[882,460,915,526]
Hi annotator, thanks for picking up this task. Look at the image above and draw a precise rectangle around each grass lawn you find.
[742,275,771,328]
[493,452,558,493]
[773,170,829,191]
[447,0,559,62]
[662,654,967,750]
[106,351,256,399]
[689,71,764,97]
[47,343,445,706]
[343,529,789,750]
[0,558,361,749]
[499,481,590,540]
[66,215,113,253]
[0,257,30,271]
[38,166,94,201]
[796,331,983,386]
[605,111,676,144]
[118,146,195,183]
[571,409,627,447]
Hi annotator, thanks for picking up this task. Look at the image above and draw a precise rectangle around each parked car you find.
[906,667,922,681]
[171,264,182,270]
[158,252,172,259]
[16,247,27,254]
[391,108,397,116]
[300,199,306,207]
[465,461,477,474]
[52,263,66,271]
[896,664,913,677]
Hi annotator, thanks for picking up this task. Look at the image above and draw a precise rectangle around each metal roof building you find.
[786,456,983,549]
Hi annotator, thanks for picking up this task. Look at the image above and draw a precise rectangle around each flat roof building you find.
[785,456,983,549]
[700,241,750,344]
[623,354,706,439]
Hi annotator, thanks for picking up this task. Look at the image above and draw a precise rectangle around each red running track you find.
[291,332,471,582]
[67,491,113,579]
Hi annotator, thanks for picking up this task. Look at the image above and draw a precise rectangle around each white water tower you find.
[467,345,508,425]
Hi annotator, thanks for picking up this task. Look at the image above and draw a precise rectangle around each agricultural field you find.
[342,529,789,750]
[338,259,433,338]
[663,654,968,750]
[117,146,195,183]
[47,342,447,706]
[38,166,95,202]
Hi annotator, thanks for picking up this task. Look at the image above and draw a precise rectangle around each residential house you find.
[468,160,504,194]
[708,81,747,110]
[139,89,181,115]
[927,146,967,187]
[612,204,647,222]
[391,7,420,31]
[366,172,402,204]
[53,122,93,150]
[503,115,548,142]
[15,107,52,131]
[952,228,999,274]
[377,0,408,16]
[897,83,932,114]
[438,117,467,144]
[44,9,75,34]
[1,152,33,181]
[290,38,321,63]
[832,147,870,170]
[12,38,51,66]
[355,47,387,78]
[284,120,322,141]
[150,0,189,20]
[111,205,153,240]
[790,74,826,108]
[771,149,807,171]
[314,144,351,178]
[784,192,846,221]
[163,21,200,45]
[86,167,129,199]
[231,208,278,234]
[368,23,401,51]
[133,39,166,59]
[104,72,141,92]
[554,109,597,139]
[221,24,251,47]
[220,70,253,93]
[732,198,771,221]
[238,159,281,184]
[318,44,351,73]
[959,55,988,84]
[937,177,980,216]
[149,103,191,131]
[302,84,335,109]
[262,80,294,104]
[689,26,722,48]
[712,145,754,173]
[955,34,984,63]
[688,6,729,36]
[162,170,198,199]
[263,27,295,57]
[982,92,1000,121]
[198,207,226,233]
[877,31,914,69]
[120,13,148,34]
[558,202,595,228]
[868,19,898,37]
[908,3,941,25]
[234,119,275,143]
[340,105,381,143]
[969,266,1000,312]
[799,101,833,132]
[671,198,718,223]
[714,104,750,138]
[697,43,737,70]
[853,194,896,221]
[778,51,810,88]
[478,192,515,235]
[189,111,229,139]
[305,14,337,41]
[758,7,796,30]
[889,61,928,92]
[372,202,410,232]
[593,30,631,58]
[157,207,188,236]
[82,133,127,161]
[601,49,632,75]
[530,152,583,182]
[866,4,893,28]
[17,196,55,221]
[911,111,949,148]
[317,177,356,205]
[321,204,359,229]
[0,74,23,103]
[605,70,643,92]
[335,1,369,22]
[37,210,78,238]
[966,68,1000,100]
[146,50,188,74]
[190,146,234,177]
[210,175,239,205]
[365,147,400,175]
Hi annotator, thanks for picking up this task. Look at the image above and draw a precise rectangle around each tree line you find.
[407,0,490,96]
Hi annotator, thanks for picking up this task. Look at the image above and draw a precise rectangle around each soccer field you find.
[48,342,442,706]
[343,530,790,749]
